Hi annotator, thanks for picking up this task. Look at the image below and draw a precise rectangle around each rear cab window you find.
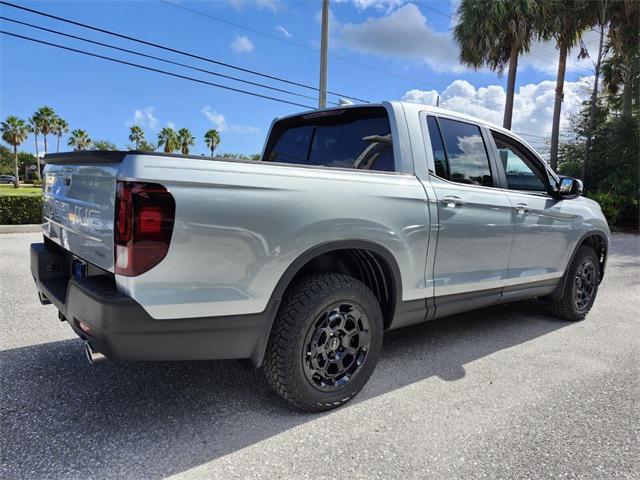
[263,107,396,172]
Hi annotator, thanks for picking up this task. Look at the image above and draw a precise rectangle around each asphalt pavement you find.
[1,232,638,479]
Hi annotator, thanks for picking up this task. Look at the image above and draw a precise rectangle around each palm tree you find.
[605,0,640,118]
[68,129,92,151]
[204,129,221,156]
[1,116,31,188]
[157,127,179,153]
[581,1,608,182]
[177,128,196,155]
[128,125,145,150]
[546,0,596,170]
[136,139,156,152]
[52,117,69,153]
[33,106,57,157]
[454,0,544,130]
[93,139,118,150]
[28,116,42,181]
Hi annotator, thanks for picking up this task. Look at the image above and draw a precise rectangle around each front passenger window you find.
[492,134,547,192]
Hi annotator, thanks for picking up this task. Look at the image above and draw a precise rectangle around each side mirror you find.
[558,177,583,199]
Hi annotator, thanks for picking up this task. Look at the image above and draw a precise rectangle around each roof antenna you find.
[339,98,354,106]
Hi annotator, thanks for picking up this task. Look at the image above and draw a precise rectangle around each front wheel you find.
[548,245,600,321]
[263,273,383,412]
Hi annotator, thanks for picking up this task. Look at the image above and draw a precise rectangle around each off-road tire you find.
[263,273,383,412]
[549,245,600,321]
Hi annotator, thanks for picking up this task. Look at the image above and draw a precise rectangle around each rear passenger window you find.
[426,116,448,179]
[264,107,396,172]
[427,116,493,187]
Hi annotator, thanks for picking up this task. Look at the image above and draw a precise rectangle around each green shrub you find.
[587,191,639,229]
[32,179,42,187]
[0,195,42,224]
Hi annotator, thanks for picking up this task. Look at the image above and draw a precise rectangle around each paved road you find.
[1,232,639,480]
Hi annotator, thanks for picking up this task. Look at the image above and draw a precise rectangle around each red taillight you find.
[114,181,175,276]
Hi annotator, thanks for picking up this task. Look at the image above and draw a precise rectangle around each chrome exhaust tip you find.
[84,342,106,364]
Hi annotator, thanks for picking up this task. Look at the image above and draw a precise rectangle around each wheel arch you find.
[251,239,402,366]
[549,230,609,301]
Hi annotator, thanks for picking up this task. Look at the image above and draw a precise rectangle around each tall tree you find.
[28,116,42,181]
[136,139,156,152]
[32,106,57,157]
[1,116,31,188]
[454,0,544,130]
[177,128,196,155]
[157,127,179,153]
[52,117,69,153]
[546,0,595,170]
[68,129,92,151]
[204,129,221,156]
[93,139,118,150]
[604,0,640,118]
[128,125,145,149]
[581,1,607,182]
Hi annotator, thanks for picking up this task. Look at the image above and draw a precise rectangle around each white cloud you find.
[339,4,461,73]
[227,0,281,12]
[230,35,255,54]
[402,76,594,144]
[201,107,226,131]
[335,0,407,12]
[276,25,291,38]
[201,106,261,135]
[335,3,599,77]
[126,106,159,130]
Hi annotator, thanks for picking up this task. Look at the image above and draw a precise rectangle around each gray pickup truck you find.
[31,102,609,411]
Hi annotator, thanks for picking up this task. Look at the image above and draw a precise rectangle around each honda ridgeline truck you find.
[31,102,609,411]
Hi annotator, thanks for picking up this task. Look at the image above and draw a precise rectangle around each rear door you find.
[42,153,122,271]
[423,115,514,309]
[488,131,576,283]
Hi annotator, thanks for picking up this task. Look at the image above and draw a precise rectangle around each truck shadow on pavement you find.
[1,301,569,479]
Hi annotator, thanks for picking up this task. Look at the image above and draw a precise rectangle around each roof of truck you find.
[280,101,544,143]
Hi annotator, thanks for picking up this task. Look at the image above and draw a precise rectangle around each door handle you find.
[441,195,465,208]
[514,203,530,214]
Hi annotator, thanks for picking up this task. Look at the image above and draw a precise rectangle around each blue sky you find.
[0,0,598,156]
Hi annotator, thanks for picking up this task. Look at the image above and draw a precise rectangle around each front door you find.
[490,131,576,284]
[424,116,514,313]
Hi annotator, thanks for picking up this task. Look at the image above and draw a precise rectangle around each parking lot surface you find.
[1,232,639,479]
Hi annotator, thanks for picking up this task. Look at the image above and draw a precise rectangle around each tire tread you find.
[263,273,380,412]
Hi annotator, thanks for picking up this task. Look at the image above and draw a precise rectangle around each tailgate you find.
[42,153,124,272]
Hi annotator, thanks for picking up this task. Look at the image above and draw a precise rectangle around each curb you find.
[0,224,41,234]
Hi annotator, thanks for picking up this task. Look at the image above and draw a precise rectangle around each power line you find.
[0,0,368,103]
[3,16,332,105]
[0,16,333,105]
[410,0,453,20]
[159,0,448,91]
[0,30,316,109]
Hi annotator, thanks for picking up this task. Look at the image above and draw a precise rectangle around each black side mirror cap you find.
[558,177,583,199]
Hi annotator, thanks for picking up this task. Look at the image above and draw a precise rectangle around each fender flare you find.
[549,230,609,301]
[250,239,403,366]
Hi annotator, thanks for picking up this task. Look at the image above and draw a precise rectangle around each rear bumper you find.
[31,242,271,363]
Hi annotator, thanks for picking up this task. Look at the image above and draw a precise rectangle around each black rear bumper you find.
[31,242,272,364]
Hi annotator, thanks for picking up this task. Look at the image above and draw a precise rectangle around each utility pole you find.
[319,0,329,109]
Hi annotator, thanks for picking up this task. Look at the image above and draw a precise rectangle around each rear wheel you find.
[549,245,600,321]
[263,273,383,412]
